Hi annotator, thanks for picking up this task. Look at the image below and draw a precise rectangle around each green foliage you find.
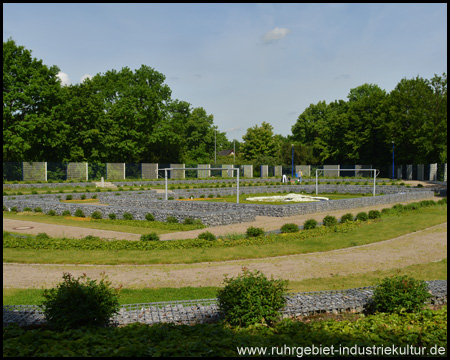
[145,213,155,221]
[368,210,381,219]
[356,212,369,221]
[42,272,121,330]
[322,215,338,227]
[65,194,73,200]
[3,306,447,357]
[217,268,288,327]
[91,210,102,219]
[122,212,134,220]
[74,208,85,218]
[46,209,56,216]
[33,207,42,213]
[140,233,160,242]
[197,231,216,241]
[246,226,265,238]
[369,275,432,314]
[280,223,299,233]
[36,233,50,240]
[166,216,178,224]
[108,213,117,220]
[62,210,71,216]
[303,219,318,230]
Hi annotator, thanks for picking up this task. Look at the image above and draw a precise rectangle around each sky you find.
[3,3,447,142]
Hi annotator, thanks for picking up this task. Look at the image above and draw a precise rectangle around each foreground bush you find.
[340,213,354,223]
[217,268,288,327]
[369,275,432,314]
[246,226,265,238]
[303,219,318,230]
[42,272,121,331]
[197,231,216,241]
[140,233,160,241]
[322,215,338,227]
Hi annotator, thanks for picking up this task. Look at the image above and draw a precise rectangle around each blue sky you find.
[3,3,447,141]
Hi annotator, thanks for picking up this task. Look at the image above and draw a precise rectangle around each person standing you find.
[298,169,303,184]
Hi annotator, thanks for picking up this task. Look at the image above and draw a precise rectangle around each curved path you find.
[3,222,447,289]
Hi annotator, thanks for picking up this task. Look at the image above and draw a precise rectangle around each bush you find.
[80,194,86,200]
[183,217,195,225]
[42,272,120,331]
[65,195,73,200]
[33,207,43,213]
[108,213,117,220]
[280,223,299,233]
[122,212,134,220]
[74,209,85,218]
[368,210,381,219]
[197,231,216,241]
[145,213,155,221]
[47,209,56,216]
[322,215,338,227]
[356,212,369,221]
[369,275,432,314]
[62,210,71,216]
[166,216,178,223]
[91,211,102,219]
[23,207,32,212]
[140,233,160,241]
[339,213,354,223]
[246,226,265,238]
[217,268,288,327]
[303,219,317,230]
[36,233,50,240]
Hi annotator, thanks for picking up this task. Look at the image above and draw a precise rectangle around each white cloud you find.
[56,71,70,86]
[261,27,291,44]
[80,74,93,83]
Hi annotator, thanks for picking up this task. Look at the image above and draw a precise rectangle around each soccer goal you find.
[163,167,241,203]
[315,168,380,197]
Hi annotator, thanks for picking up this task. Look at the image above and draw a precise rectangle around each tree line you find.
[3,38,447,167]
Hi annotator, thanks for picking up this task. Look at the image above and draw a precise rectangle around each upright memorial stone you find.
[67,162,88,181]
[198,164,211,178]
[141,163,158,179]
[406,165,413,180]
[242,165,253,178]
[274,165,282,178]
[22,162,47,181]
[221,164,234,177]
[323,164,340,177]
[260,165,268,178]
[107,163,125,180]
[170,164,185,179]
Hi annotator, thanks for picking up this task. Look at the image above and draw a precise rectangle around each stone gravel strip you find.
[3,280,446,328]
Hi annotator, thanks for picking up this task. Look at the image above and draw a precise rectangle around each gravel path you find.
[3,222,447,289]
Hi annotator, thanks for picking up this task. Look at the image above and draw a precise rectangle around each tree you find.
[3,38,68,161]
[240,122,280,163]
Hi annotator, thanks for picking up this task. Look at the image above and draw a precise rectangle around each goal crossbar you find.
[315,169,380,197]
[163,167,240,203]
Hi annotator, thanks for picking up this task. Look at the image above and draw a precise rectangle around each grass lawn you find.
[3,259,446,305]
[3,205,446,265]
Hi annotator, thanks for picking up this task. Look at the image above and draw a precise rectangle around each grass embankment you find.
[4,204,446,265]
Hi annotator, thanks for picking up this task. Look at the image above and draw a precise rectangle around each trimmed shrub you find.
[183,217,195,225]
[74,209,85,218]
[122,212,134,220]
[33,207,43,213]
[91,211,102,220]
[108,213,117,220]
[368,210,381,219]
[217,268,288,327]
[197,231,216,241]
[145,213,155,221]
[303,219,318,230]
[42,272,120,330]
[322,215,338,227]
[369,275,432,314]
[166,216,178,223]
[23,207,32,212]
[65,195,73,200]
[340,213,354,223]
[356,212,369,221]
[140,233,160,241]
[46,209,56,216]
[62,210,71,216]
[246,226,265,238]
[280,223,299,233]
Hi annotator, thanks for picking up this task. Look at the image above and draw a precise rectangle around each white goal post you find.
[163,167,240,203]
[316,168,380,197]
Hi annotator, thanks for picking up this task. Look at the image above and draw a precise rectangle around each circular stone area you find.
[245,193,329,202]
[12,226,34,230]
